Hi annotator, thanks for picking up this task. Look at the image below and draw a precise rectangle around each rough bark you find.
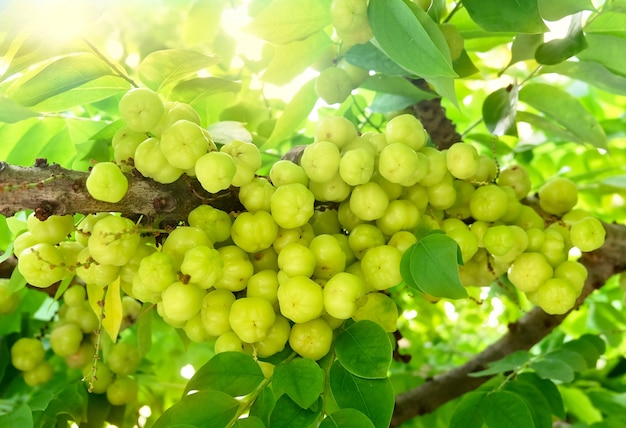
[390,222,626,427]
[0,160,243,225]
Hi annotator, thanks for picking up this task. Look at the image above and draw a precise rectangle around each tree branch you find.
[0,160,243,224]
[390,222,626,427]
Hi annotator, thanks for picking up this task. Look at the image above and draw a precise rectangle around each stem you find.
[82,38,138,88]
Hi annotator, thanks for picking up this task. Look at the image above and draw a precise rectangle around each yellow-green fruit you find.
[315,67,354,105]
[438,23,464,60]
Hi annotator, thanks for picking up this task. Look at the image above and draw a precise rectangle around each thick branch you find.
[0,161,243,224]
[390,222,626,427]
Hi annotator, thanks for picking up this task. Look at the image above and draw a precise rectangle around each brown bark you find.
[390,222,626,427]
[0,160,243,225]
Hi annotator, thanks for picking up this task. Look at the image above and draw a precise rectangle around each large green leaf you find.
[262,78,317,149]
[463,0,548,33]
[516,373,565,419]
[400,233,467,299]
[577,34,626,78]
[482,84,518,136]
[0,95,39,123]
[334,320,392,379]
[480,391,536,428]
[329,361,394,428]
[538,0,595,21]
[138,49,222,92]
[5,53,112,107]
[268,395,321,428]
[244,0,331,45]
[262,31,332,85]
[272,358,325,409]
[585,11,626,36]
[30,75,130,112]
[541,61,626,96]
[344,43,409,76]
[152,390,239,428]
[183,352,264,397]
[518,83,606,148]
[319,409,376,428]
[368,0,456,78]
[0,403,33,428]
[250,386,276,427]
[449,391,487,428]
[535,14,587,65]
[504,381,553,428]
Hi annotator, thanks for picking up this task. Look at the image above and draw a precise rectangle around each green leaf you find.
[538,0,595,21]
[0,95,39,123]
[319,409,376,428]
[530,357,575,383]
[184,351,264,397]
[269,395,321,428]
[250,385,276,427]
[329,361,394,428]
[360,75,437,101]
[577,34,626,78]
[483,84,518,136]
[262,78,317,149]
[463,0,548,33]
[535,14,587,65]
[169,77,241,105]
[272,357,325,409]
[244,0,331,45]
[559,386,602,425]
[368,0,456,78]
[38,383,88,427]
[561,335,605,368]
[344,43,409,76]
[232,416,266,428]
[5,53,112,107]
[585,11,626,37]
[541,60,626,96]
[449,391,487,428]
[545,348,588,372]
[401,233,467,299]
[518,83,606,148]
[335,320,392,379]
[153,390,239,428]
[468,350,531,377]
[30,75,130,112]
[516,373,565,419]
[515,111,582,143]
[504,380,553,428]
[0,403,33,428]
[138,49,221,92]
[480,391,536,428]
[262,31,332,85]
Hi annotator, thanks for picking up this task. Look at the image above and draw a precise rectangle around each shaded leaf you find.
[138,49,221,92]
[504,380,553,428]
[0,403,32,428]
[463,0,548,33]
[503,34,544,72]
[245,0,331,45]
[184,352,264,397]
[273,358,325,409]
[232,416,266,428]
[577,34,626,78]
[516,373,565,419]
[250,386,276,427]
[480,391,536,428]
[368,0,455,78]
[531,357,575,383]
[535,14,588,65]
[518,83,606,148]
[335,320,392,379]
[152,390,239,428]
[483,84,518,136]
[344,43,408,76]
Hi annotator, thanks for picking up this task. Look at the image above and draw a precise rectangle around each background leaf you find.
[518,83,606,148]
[538,0,595,21]
[138,49,221,92]
[482,84,518,136]
[463,0,548,33]
[535,14,587,65]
